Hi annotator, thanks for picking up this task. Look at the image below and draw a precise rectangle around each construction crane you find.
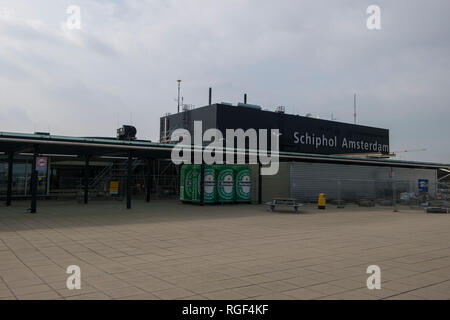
[390,148,427,158]
[391,148,426,154]
[333,148,427,159]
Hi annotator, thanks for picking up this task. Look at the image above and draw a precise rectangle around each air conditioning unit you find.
[117,125,137,140]
[275,106,285,113]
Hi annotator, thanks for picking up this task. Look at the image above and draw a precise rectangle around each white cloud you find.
[0,0,449,162]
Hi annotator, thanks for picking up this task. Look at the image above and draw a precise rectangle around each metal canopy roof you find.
[0,132,173,159]
[1,131,449,169]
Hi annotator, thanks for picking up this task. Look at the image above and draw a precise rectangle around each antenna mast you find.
[177,80,182,113]
[353,93,357,124]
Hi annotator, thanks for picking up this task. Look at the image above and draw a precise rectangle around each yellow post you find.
[318,193,326,209]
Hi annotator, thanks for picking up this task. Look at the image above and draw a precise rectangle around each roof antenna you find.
[354,93,357,124]
[177,80,182,113]
[209,87,212,105]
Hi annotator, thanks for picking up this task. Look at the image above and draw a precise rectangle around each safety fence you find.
[290,178,435,208]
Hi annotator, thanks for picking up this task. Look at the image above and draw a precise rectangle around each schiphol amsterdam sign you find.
[278,114,389,154]
[293,131,389,153]
[170,120,389,176]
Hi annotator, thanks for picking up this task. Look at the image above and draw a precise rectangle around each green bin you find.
[235,166,251,202]
[190,165,201,203]
[204,165,216,204]
[180,165,191,202]
[216,166,235,203]
[180,164,201,202]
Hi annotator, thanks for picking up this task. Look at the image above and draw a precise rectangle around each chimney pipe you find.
[209,87,212,105]
[244,93,247,104]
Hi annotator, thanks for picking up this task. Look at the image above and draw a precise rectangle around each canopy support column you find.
[29,145,38,213]
[6,151,13,206]
[146,158,152,202]
[126,151,132,209]
[83,155,90,204]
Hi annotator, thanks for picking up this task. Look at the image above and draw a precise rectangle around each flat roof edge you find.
[1,131,449,169]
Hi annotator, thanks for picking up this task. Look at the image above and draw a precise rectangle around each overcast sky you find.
[0,0,449,163]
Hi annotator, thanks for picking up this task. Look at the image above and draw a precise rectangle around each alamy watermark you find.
[366,265,381,289]
[170,121,280,175]
[66,5,81,30]
[367,5,381,30]
[66,265,81,290]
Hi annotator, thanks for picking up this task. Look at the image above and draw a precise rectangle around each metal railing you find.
[437,181,449,201]
[290,178,435,209]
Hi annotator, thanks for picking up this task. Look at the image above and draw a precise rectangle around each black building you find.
[160,103,389,155]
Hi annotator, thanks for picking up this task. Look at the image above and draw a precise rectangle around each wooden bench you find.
[265,197,304,213]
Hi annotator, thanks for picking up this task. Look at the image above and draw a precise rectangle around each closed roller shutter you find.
[262,162,289,202]
[289,162,437,202]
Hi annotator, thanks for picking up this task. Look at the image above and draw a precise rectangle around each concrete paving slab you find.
[1,200,450,300]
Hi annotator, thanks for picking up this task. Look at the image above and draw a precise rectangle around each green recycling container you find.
[180,165,191,201]
[180,164,201,202]
[235,166,251,202]
[203,165,216,204]
[190,165,202,203]
[216,166,235,203]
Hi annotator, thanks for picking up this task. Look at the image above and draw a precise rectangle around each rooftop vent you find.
[237,103,262,110]
[182,104,194,111]
[117,125,137,140]
[275,106,285,113]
